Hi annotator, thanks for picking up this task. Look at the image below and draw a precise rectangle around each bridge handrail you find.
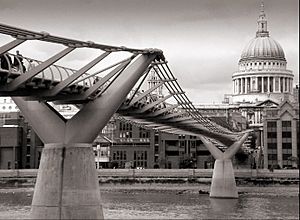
[0,52,97,87]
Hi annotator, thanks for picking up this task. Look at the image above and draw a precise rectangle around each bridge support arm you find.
[199,133,250,198]
[65,54,156,143]
[12,97,66,143]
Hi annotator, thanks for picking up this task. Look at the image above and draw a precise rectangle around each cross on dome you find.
[260,1,265,15]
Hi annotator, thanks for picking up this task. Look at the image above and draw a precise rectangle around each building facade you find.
[263,101,299,169]
[0,111,43,169]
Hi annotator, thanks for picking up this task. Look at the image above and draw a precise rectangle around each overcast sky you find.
[0,0,298,103]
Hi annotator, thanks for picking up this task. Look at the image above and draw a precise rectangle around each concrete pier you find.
[31,143,103,219]
[210,159,238,198]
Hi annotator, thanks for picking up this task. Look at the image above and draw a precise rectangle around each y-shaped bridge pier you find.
[0,23,250,219]
[11,54,155,219]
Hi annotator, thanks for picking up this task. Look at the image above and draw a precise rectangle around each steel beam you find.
[136,94,172,113]
[0,39,26,55]
[167,116,193,123]
[128,81,164,105]
[80,59,132,99]
[148,104,179,117]
[6,47,75,91]
[43,52,110,96]
[158,111,186,120]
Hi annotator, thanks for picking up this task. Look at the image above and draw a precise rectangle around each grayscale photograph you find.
[0,0,298,219]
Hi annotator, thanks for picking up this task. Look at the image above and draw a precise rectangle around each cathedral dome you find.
[240,36,285,61]
[232,2,294,105]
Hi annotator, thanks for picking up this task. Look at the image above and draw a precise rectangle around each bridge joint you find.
[15,31,49,40]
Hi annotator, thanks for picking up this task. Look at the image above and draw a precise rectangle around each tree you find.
[235,149,249,164]
[110,161,119,169]
[179,158,196,169]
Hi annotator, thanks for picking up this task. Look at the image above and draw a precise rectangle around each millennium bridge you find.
[0,23,250,219]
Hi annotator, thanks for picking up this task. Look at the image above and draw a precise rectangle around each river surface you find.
[0,184,298,219]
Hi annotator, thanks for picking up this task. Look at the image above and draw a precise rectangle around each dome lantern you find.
[256,1,269,37]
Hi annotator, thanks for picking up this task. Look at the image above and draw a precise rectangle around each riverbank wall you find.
[0,169,298,187]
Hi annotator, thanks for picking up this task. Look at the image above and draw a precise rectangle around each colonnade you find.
[233,76,293,94]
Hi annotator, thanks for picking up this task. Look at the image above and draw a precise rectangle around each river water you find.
[0,184,298,219]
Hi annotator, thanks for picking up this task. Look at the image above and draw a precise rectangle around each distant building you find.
[100,116,213,169]
[263,101,299,169]
[0,112,26,169]
[0,98,19,112]
[0,111,43,169]
[93,135,111,169]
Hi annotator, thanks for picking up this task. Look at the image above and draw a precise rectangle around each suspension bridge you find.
[0,23,250,219]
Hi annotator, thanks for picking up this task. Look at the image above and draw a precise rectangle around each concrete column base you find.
[31,143,103,219]
[209,159,238,198]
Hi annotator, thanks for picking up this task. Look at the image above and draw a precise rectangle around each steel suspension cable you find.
[155,64,206,124]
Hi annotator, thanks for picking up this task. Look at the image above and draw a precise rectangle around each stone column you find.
[241,78,244,94]
[247,77,249,93]
[267,77,270,92]
[279,77,282,92]
[233,80,235,94]
[273,77,276,92]
[262,77,265,93]
[283,77,286,92]
[256,77,258,92]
